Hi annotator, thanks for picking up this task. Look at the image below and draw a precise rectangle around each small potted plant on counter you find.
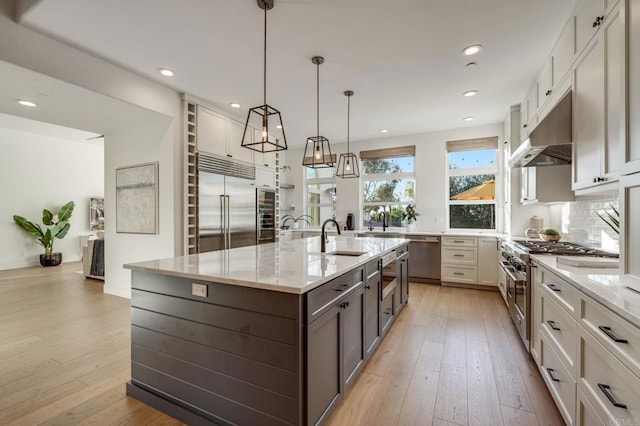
[13,201,75,266]
[539,227,561,242]
[402,204,420,232]
[281,214,312,229]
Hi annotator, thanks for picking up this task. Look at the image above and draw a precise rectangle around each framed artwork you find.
[89,197,104,231]
[116,162,158,234]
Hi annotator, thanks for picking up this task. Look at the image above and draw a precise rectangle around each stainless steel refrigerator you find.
[198,154,257,252]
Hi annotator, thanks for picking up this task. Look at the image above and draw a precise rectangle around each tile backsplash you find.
[547,196,619,252]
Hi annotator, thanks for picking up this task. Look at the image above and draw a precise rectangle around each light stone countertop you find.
[125,236,409,294]
[532,255,640,328]
[280,228,505,238]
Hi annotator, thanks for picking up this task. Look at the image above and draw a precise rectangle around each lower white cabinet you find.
[539,334,576,426]
[441,236,497,287]
[620,173,640,294]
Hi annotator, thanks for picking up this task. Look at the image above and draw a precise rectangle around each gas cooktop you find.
[511,240,619,258]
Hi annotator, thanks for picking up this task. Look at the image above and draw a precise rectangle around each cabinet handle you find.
[227,154,233,158]
[545,90,552,96]
[598,326,629,344]
[523,124,528,128]
[592,16,604,27]
[546,283,561,292]
[365,284,371,289]
[453,240,465,243]
[546,368,560,382]
[547,320,561,331]
[453,272,464,276]
[598,383,627,409]
[453,254,465,257]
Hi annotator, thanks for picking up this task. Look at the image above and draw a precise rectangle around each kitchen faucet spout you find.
[321,219,341,253]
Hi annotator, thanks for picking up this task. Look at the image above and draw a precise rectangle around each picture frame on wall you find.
[115,162,158,234]
[89,197,104,231]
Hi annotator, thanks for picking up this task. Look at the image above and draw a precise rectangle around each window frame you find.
[305,171,336,227]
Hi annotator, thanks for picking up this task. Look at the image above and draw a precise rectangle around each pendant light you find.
[302,56,334,168]
[336,90,360,178]
[241,0,287,153]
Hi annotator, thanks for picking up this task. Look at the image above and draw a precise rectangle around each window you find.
[447,137,498,230]
[361,146,416,228]
[305,167,336,226]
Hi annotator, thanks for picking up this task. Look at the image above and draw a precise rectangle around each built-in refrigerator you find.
[198,153,257,252]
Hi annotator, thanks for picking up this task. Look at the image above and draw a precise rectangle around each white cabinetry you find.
[552,21,573,89]
[441,237,496,287]
[625,0,640,175]
[572,3,623,192]
[620,173,640,293]
[520,165,574,204]
[574,0,606,57]
[197,106,254,164]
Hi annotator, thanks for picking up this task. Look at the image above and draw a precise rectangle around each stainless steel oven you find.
[499,247,529,350]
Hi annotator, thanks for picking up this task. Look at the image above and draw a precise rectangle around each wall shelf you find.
[280,183,295,189]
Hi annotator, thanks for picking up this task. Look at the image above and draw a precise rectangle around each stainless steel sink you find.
[324,250,367,257]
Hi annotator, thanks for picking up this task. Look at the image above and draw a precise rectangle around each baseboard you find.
[441,281,498,291]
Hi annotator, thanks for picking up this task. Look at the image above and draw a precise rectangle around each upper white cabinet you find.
[197,106,254,164]
[574,0,606,57]
[552,21,574,88]
[625,0,640,175]
[572,2,623,192]
[537,59,553,108]
[520,83,538,141]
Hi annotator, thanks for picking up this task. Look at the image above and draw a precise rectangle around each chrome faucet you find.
[380,211,388,231]
[321,219,341,253]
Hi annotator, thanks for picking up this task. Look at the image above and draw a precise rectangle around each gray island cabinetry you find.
[125,237,409,426]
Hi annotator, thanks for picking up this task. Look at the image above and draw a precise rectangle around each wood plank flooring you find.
[0,263,564,426]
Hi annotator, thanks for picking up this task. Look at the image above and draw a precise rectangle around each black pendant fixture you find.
[241,0,287,153]
[302,56,334,168]
[336,90,360,178]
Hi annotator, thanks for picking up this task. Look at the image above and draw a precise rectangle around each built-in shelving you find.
[184,99,198,255]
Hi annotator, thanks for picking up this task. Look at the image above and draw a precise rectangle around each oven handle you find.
[500,262,525,285]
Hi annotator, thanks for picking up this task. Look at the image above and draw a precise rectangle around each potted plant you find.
[402,205,420,232]
[281,214,312,229]
[539,227,561,242]
[13,201,75,267]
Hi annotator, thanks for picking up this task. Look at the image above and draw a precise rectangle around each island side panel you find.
[128,270,304,426]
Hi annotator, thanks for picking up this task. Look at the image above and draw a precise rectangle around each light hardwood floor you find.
[0,263,564,426]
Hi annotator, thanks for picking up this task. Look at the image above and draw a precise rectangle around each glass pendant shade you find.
[302,56,334,168]
[241,0,287,153]
[336,90,360,178]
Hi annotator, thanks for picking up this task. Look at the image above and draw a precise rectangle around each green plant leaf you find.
[42,209,54,225]
[13,215,45,240]
[57,201,75,222]
[55,222,71,239]
[43,228,53,249]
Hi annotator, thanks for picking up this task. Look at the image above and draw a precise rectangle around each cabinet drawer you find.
[580,295,640,379]
[306,268,364,324]
[576,386,607,426]
[365,258,380,281]
[442,237,477,247]
[578,326,640,425]
[539,267,580,319]
[541,291,578,378]
[442,265,477,284]
[539,334,576,426]
[442,247,477,265]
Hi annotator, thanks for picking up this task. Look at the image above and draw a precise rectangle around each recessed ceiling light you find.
[462,44,483,56]
[463,90,478,97]
[463,117,474,122]
[158,68,175,77]
[17,99,37,107]
[379,129,389,133]
[230,103,241,108]
[276,125,282,129]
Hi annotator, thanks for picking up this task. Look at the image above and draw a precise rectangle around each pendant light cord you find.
[316,61,320,138]
[263,5,267,106]
[347,94,351,152]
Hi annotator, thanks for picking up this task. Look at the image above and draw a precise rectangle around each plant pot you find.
[40,252,62,267]
[292,222,299,229]
[406,223,416,232]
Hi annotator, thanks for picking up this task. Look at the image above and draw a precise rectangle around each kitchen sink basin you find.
[324,250,367,257]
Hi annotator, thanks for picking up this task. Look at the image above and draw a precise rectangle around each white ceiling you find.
[17,0,576,148]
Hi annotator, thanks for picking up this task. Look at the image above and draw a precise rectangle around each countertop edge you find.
[125,237,410,294]
[531,255,640,329]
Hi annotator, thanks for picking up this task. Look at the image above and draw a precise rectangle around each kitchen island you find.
[124,235,410,426]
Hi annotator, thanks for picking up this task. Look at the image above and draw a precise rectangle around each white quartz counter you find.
[532,255,640,328]
[125,236,409,294]
[280,228,505,238]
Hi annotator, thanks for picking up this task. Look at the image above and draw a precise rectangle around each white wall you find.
[0,127,103,270]
[281,123,504,232]
[0,1,183,298]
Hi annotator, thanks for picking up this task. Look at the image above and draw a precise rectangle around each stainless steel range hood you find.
[509,91,572,168]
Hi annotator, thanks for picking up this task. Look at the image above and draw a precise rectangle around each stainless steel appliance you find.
[257,188,276,244]
[500,239,619,351]
[509,91,572,168]
[408,235,441,283]
[198,153,257,252]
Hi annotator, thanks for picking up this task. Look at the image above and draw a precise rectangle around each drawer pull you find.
[546,368,560,382]
[598,326,629,344]
[547,320,561,331]
[453,254,465,257]
[453,240,465,243]
[598,383,627,409]
[453,272,465,276]
[546,283,561,292]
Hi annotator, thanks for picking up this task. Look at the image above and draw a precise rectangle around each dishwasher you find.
[407,235,441,283]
